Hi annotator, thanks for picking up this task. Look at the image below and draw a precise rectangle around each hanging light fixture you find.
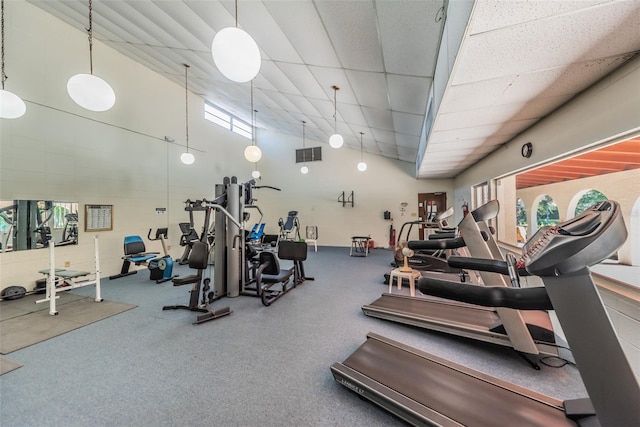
[244,82,262,162]
[180,64,195,165]
[0,0,26,119]
[251,166,261,179]
[300,120,309,174]
[211,0,261,83]
[328,85,343,149]
[357,132,367,172]
[67,0,115,112]
[251,109,261,179]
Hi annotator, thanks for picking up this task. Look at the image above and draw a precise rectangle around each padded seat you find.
[109,235,159,280]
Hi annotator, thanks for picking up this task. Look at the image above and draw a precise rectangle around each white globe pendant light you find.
[180,64,195,165]
[67,0,115,112]
[0,89,26,119]
[212,27,261,83]
[180,152,195,165]
[0,0,26,119]
[328,85,343,148]
[300,120,309,174]
[244,83,262,163]
[211,1,261,83]
[329,133,344,149]
[357,132,367,172]
[244,145,262,162]
[251,169,261,179]
[67,73,115,112]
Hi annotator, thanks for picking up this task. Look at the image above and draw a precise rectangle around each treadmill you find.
[365,201,558,365]
[332,200,639,427]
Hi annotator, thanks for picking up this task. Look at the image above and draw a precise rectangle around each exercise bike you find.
[147,228,178,283]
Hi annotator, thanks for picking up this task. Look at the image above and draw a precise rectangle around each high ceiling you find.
[29,0,640,179]
[516,138,640,189]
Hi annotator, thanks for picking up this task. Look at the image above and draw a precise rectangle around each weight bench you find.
[350,236,371,257]
[109,235,159,280]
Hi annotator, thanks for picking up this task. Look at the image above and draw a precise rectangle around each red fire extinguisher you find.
[389,225,396,248]
[462,202,469,218]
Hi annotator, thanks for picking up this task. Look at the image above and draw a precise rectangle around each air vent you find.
[296,147,322,163]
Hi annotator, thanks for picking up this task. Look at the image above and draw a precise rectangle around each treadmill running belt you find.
[339,335,576,427]
[365,294,499,329]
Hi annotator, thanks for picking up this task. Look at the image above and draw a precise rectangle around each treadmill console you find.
[521,201,627,276]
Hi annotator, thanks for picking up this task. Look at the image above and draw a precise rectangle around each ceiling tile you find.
[277,63,327,100]
[468,0,611,35]
[392,112,424,137]
[315,1,384,72]
[229,1,302,63]
[264,1,341,67]
[346,70,388,109]
[377,0,444,76]
[388,75,430,114]
[395,133,420,149]
[361,107,395,132]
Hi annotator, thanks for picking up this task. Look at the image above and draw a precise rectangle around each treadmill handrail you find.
[408,236,465,250]
[417,276,553,311]
[447,256,531,276]
[470,200,499,222]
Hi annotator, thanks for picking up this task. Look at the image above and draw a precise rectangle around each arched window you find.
[575,190,607,216]
[536,195,560,227]
[516,198,527,243]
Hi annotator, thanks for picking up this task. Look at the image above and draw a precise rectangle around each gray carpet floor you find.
[0,247,586,426]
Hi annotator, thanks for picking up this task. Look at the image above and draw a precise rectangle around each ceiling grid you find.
[26,0,640,178]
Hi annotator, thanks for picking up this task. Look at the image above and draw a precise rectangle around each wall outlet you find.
[64,261,71,268]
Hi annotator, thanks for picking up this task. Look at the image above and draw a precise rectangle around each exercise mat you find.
[0,294,136,354]
[0,356,22,375]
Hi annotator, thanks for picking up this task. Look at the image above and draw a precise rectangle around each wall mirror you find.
[0,200,79,252]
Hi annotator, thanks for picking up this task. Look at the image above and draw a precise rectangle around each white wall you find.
[0,2,453,292]
[252,129,454,248]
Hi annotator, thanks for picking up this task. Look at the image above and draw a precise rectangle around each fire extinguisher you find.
[389,225,396,248]
[462,202,469,218]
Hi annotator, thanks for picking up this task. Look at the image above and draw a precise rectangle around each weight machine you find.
[164,177,311,323]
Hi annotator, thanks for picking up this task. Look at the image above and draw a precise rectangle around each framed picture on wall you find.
[84,204,113,231]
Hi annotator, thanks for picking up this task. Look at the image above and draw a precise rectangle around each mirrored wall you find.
[0,200,79,252]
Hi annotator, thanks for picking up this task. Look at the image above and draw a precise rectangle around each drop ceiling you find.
[28,0,640,179]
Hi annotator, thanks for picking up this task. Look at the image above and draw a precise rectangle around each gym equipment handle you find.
[417,277,553,310]
[447,256,530,277]
[408,236,465,250]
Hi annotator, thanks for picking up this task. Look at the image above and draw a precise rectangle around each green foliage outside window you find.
[536,195,560,227]
[575,190,607,215]
[516,198,527,226]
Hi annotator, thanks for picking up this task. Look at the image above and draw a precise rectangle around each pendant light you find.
[211,0,261,83]
[251,109,261,179]
[244,82,262,162]
[180,64,195,165]
[0,0,26,119]
[357,132,367,172]
[67,0,115,112]
[328,85,343,148]
[300,121,309,174]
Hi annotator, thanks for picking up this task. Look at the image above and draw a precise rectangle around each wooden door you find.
[418,192,446,240]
